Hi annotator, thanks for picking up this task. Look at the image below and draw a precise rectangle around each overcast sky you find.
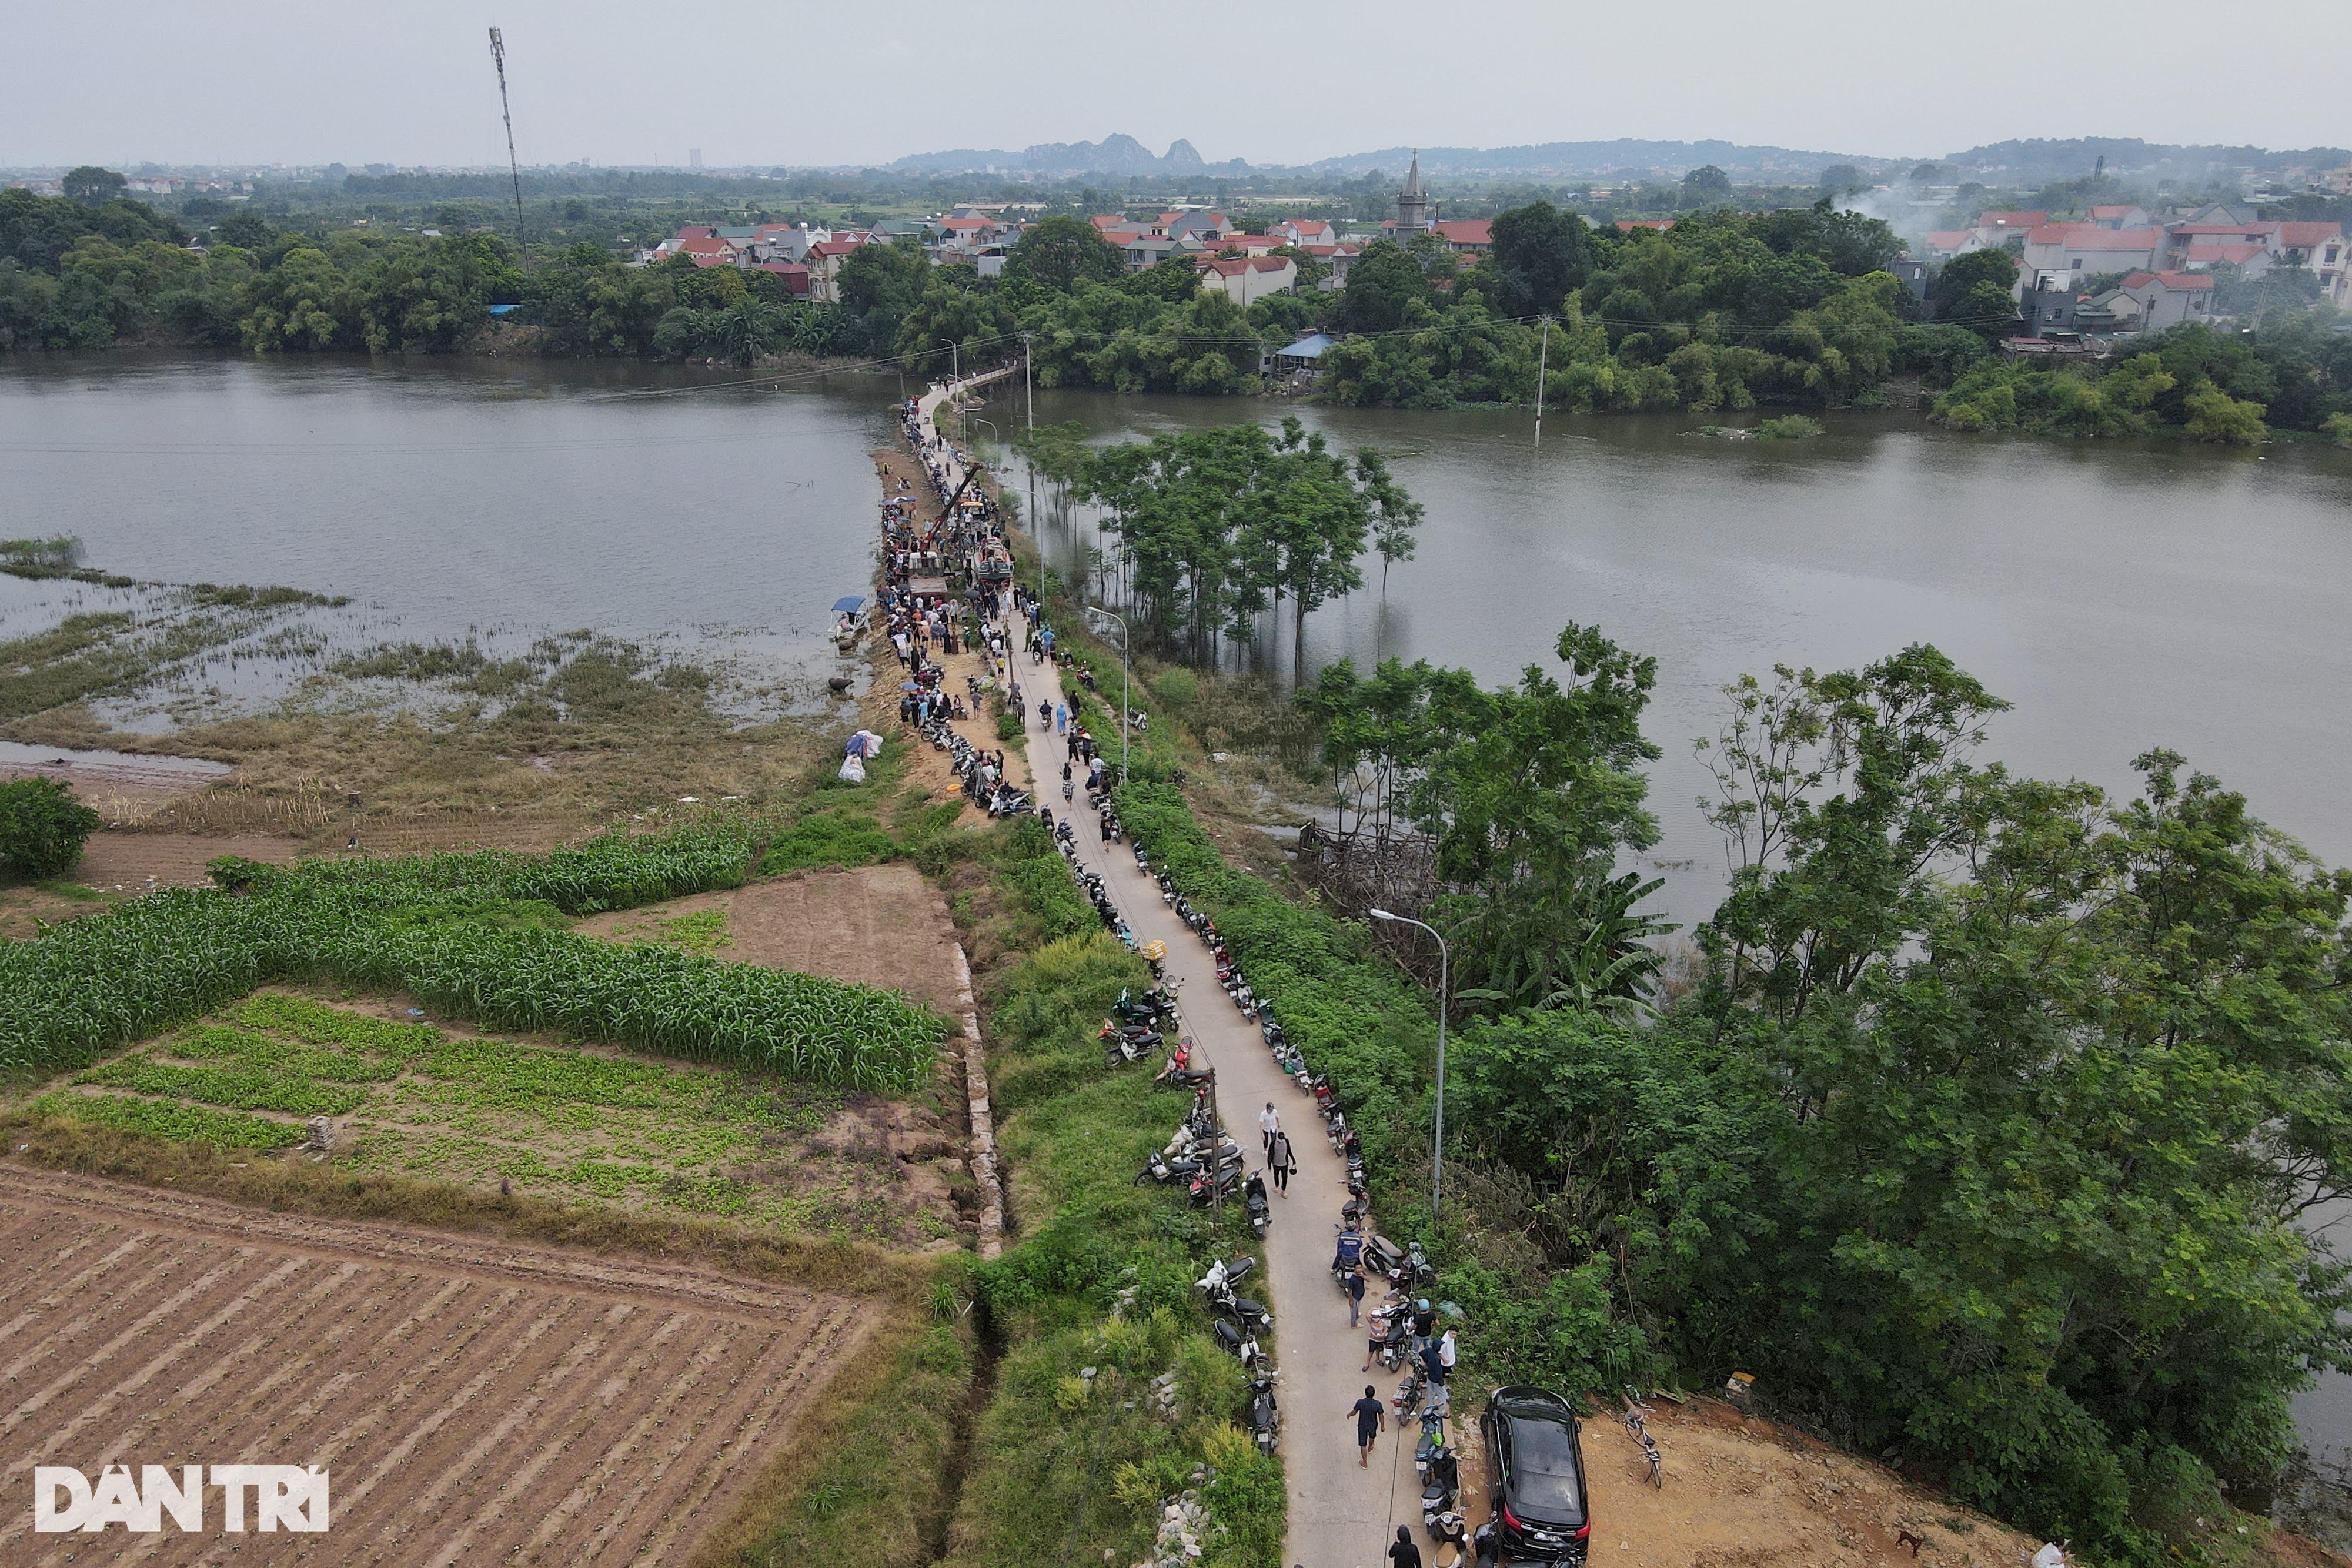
[4,0,2346,169]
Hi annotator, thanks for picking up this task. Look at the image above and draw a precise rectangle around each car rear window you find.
[1508,1415,1585,1520]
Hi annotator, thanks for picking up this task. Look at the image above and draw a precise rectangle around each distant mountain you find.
[1938,137,2349,181]
[886,135,1230,176]
[876,133,2348,185]
[1301,140,1898,179]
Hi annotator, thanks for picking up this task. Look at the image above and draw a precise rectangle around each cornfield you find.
[0,823,944,1092]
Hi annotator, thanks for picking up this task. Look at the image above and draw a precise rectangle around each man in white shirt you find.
[1259,1102,1280,1159]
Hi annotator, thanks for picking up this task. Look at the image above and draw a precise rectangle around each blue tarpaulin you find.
[831,596,865,614]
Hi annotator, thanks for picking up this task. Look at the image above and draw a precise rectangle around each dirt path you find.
[0,1164,879,1566]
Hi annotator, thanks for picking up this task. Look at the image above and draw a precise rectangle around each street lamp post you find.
[940,339,961,441]
[1085,603,1130,782]
[1368,908,1450,1225]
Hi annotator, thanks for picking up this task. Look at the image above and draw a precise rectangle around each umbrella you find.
[831,596,866,614]
[901,681,920,691]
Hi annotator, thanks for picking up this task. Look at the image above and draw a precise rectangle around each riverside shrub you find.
[0,776,103,878]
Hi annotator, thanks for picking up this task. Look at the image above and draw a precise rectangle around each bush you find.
[995,710,1027,743]
[1753,414,1824,440]
[2326,412,2352,447]
[0,777,103,878]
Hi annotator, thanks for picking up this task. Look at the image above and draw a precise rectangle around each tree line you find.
[12,173,2346,437]
[1291,627,2352,1566]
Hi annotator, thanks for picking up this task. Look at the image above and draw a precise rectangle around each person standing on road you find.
[1259,1102,1280,1158]
[1349,1385,1387,1467]
[1267,1131,1293,1196]
[1388,1525,1424,1568]
[1343,1256,1366,1327]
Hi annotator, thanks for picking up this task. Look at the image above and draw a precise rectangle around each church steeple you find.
[1396,150,1429,234]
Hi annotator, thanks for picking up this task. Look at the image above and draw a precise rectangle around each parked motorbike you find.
[1244,1170,1271,1236]
[1248,1376,1280,1455]
[1368,1305,1413,1369]
[1421,1447,1461,1534]
[1110,988,1177,1028]
[1211,1317,1267,1369]
[1134,1149,1202,1186]
[1188,1164,1243,1208]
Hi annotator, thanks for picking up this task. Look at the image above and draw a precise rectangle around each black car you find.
[1480,1386,1590,1563]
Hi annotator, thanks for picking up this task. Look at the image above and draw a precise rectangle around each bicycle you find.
[1622,1395,1663,1488]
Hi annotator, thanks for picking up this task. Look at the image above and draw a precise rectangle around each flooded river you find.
[9,355,2352,1449]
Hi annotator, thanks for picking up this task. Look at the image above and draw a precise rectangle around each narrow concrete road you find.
[914,370,1428,1568]
[1006,650,1428,1568]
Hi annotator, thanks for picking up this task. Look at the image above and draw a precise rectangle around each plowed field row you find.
[1,1166,877,1565]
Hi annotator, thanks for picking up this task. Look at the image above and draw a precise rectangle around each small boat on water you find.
[831,595,867,652]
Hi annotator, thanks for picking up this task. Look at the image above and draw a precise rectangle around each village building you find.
[1195,254,1298,305]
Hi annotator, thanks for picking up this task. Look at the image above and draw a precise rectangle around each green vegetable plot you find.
[0,823,945,1092]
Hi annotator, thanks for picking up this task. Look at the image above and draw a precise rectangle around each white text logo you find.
[33,1465,330,1533]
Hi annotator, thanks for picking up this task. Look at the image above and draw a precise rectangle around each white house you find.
[1196,255,1298,306]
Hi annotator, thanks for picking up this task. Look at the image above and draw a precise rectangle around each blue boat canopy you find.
[831,596,866,614]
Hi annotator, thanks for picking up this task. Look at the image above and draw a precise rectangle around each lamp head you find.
[1369,908,1396,921]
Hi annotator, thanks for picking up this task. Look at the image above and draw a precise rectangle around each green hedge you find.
[0,823,945,1091]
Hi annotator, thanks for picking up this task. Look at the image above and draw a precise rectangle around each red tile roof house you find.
[755,261,811,297]
[1976,210,2050,231]
[2273,222,2350,305]
[1275,218,1336,245]
[1299,244,1359,290]
[2105,270,2214,332]
[653,223,721,259]
[1431,219,1494,255]
[2019,225,2164,287]
[803,238,873,303]
[1615,219,1673,233]
[1195,254,1298,305]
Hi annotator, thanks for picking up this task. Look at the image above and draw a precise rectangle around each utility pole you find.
[487,28,527,263]
[1369,909,1451,1223]
[1533,316,1550,448]
[1021,331,1034,434]
[1087,604,1131,783]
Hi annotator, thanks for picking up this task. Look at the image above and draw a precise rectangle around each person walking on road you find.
[1349,1385,1387,1468]
[1267,1131,1294,1196]
[1259,1102,1280,1159]
[1388,1525,1424,1568]
[1343,1256,1367,1328]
